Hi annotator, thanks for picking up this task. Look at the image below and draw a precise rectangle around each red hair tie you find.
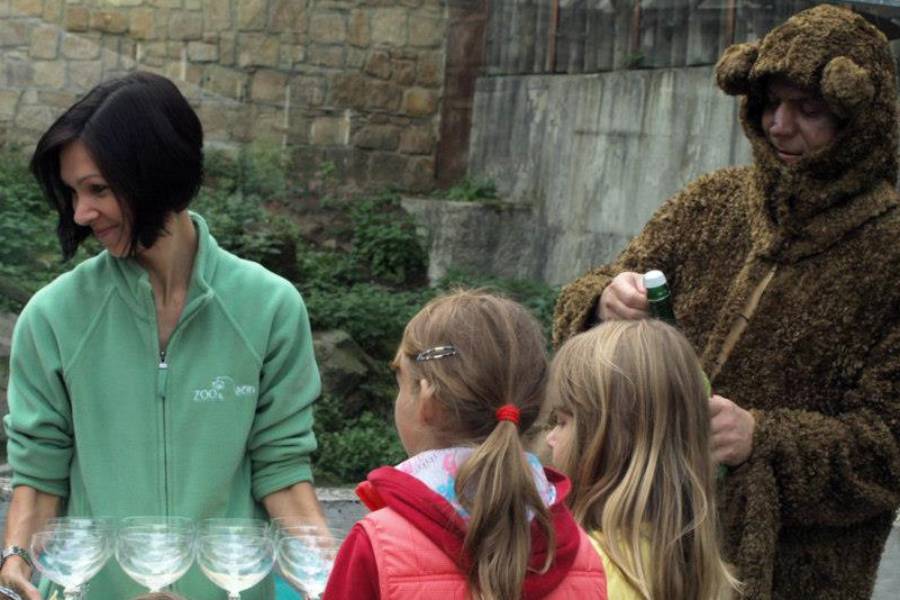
[495,404,520,426]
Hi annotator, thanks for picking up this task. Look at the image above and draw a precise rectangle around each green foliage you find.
[296,246,362,291]
[0,150,96,311]
[203,143,289,201]
[350,192,427,286]
[192,187,302,280]
[313,403,407,484]
[436,268,560,344]
[304,284,430,359]
[432,177,498,202]
[625,52,646,69]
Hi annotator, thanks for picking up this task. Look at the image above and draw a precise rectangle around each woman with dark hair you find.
[0,72,325,599]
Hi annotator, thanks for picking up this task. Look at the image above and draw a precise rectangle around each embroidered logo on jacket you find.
[192,376,257,402]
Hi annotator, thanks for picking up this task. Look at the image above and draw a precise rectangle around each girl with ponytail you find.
[324,290,607,599]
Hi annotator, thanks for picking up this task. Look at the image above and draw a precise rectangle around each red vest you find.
[360,507,607,599]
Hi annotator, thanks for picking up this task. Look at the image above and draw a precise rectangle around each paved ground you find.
[874,524,899,599]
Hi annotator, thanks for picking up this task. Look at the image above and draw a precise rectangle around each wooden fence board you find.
[485,0,504,74]
[687,1,725,66]
[639,1,661,68]
[582,2,603,72]
[534,0,551,73]
[669,1,690,68]
[482,0,868,76]
[597,3,618,71]
[613,1,639,70]
[557,0,584,73]
[553,2,572,73]
[516,0,537,74]
[506,0,534,74]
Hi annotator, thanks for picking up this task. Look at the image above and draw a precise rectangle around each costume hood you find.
[715,4,898,261]
[356,466,584,600]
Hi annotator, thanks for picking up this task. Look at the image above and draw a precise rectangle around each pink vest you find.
[359,508,607,599]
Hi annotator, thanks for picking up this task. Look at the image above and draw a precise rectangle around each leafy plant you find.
[303,283,431,359]
[204,143,289,201]
[432,177,498,202]
[295,246,362,292]
[625,52,646,69]
[193,187,302,280]
[0,150,97,311]
[313,410,407,484]
[349,192,427,286]
[436,268,560,345]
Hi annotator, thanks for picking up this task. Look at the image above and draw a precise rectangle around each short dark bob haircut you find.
[31,71,204,260]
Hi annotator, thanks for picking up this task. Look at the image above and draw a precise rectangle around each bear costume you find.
[553,6,900,599]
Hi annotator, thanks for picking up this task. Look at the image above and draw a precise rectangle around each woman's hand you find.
[1,487,61,600]
[597,271,650,321]
[0,557,39,600]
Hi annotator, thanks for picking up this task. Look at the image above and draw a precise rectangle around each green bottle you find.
[644,270,677,326]
[644,270,726,477]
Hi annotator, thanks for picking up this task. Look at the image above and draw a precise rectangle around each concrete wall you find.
[0,0,448,192]
[416,44,900,287]
[410,65,752,286]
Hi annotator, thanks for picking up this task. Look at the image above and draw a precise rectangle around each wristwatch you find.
[0,546,32,570]
[0,585,22,600]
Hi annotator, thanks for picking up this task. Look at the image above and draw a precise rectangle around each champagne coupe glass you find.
[30,519,113,600]
[276,533,339,600]
[196,519,274,600]
[269,518,335,546]
[115,516,195,593]
[199,518,269,536]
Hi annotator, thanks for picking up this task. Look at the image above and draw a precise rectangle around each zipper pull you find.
[159,350,168,369]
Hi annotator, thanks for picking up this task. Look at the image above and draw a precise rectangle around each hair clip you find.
[415,345,458,362]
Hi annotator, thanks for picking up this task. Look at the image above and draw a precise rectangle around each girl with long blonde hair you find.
[546,319,739,600]
[324,290,607,599]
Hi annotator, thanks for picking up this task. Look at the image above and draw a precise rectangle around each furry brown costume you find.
[553,6,900,599]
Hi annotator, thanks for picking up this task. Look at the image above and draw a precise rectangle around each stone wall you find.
[0,0,454,192]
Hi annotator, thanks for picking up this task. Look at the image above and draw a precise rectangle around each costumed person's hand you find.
[597,272,650,321]
[710,394,755,467]
[0,557,40,600]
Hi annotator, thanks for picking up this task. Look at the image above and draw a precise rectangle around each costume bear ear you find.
[715,43,758,96]
[821,56,875,118]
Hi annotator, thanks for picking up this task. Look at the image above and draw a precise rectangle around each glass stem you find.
[228,594,240,600]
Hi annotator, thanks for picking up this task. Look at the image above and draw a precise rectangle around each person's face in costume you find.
[761,77,839,165]
[61,140,133,257]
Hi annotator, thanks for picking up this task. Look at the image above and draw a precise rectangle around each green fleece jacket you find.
[5,213,321,599]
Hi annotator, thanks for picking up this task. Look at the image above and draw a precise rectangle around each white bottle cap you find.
[643,270,667,289]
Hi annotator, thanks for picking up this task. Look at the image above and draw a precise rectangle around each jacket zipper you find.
[158,348,170,517]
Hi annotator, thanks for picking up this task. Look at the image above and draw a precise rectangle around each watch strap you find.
[0,585,23,600]
[0,546,33,570]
